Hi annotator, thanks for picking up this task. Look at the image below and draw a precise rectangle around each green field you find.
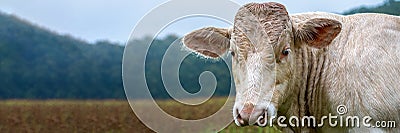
[0,98,280,133]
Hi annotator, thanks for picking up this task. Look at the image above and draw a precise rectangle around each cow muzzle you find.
[234,102,276,127]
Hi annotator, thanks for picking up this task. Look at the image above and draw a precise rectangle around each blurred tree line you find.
[343,0,400,15]
[0,12,231,99]
[0,0,398,99]
[0,13,125,99]
[127,35,232,99]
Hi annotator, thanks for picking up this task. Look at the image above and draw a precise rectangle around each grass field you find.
[0,98,280,133]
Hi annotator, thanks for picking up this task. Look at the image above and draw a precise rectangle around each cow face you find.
[183,2,341,127]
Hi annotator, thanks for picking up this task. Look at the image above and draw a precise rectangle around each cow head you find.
[183,2,341,126]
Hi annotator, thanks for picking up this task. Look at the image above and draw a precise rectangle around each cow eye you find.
[282,48,291,56]
[230,51,235,56]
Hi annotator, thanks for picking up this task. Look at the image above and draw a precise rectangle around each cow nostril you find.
[236,108,248,126]
[236,109,249,126]
[237,115,246,126]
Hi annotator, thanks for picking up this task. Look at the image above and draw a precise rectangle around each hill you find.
[0,12,231,99]
[343,0,400,15]
[0,12,125,99]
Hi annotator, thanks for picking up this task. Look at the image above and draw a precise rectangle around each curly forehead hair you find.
[236,2,290,46]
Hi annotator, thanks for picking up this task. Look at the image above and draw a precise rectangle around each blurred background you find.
[0,0,399,132]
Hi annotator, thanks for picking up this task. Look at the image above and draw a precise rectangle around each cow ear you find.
[183,27,231,58]
[295,18,342,49]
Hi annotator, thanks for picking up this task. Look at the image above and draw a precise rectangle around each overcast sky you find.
[0,0,386,43]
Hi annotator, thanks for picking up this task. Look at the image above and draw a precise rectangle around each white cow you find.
[183,2,400,132]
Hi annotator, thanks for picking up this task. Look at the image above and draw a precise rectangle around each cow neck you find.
[291,45,331,128]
